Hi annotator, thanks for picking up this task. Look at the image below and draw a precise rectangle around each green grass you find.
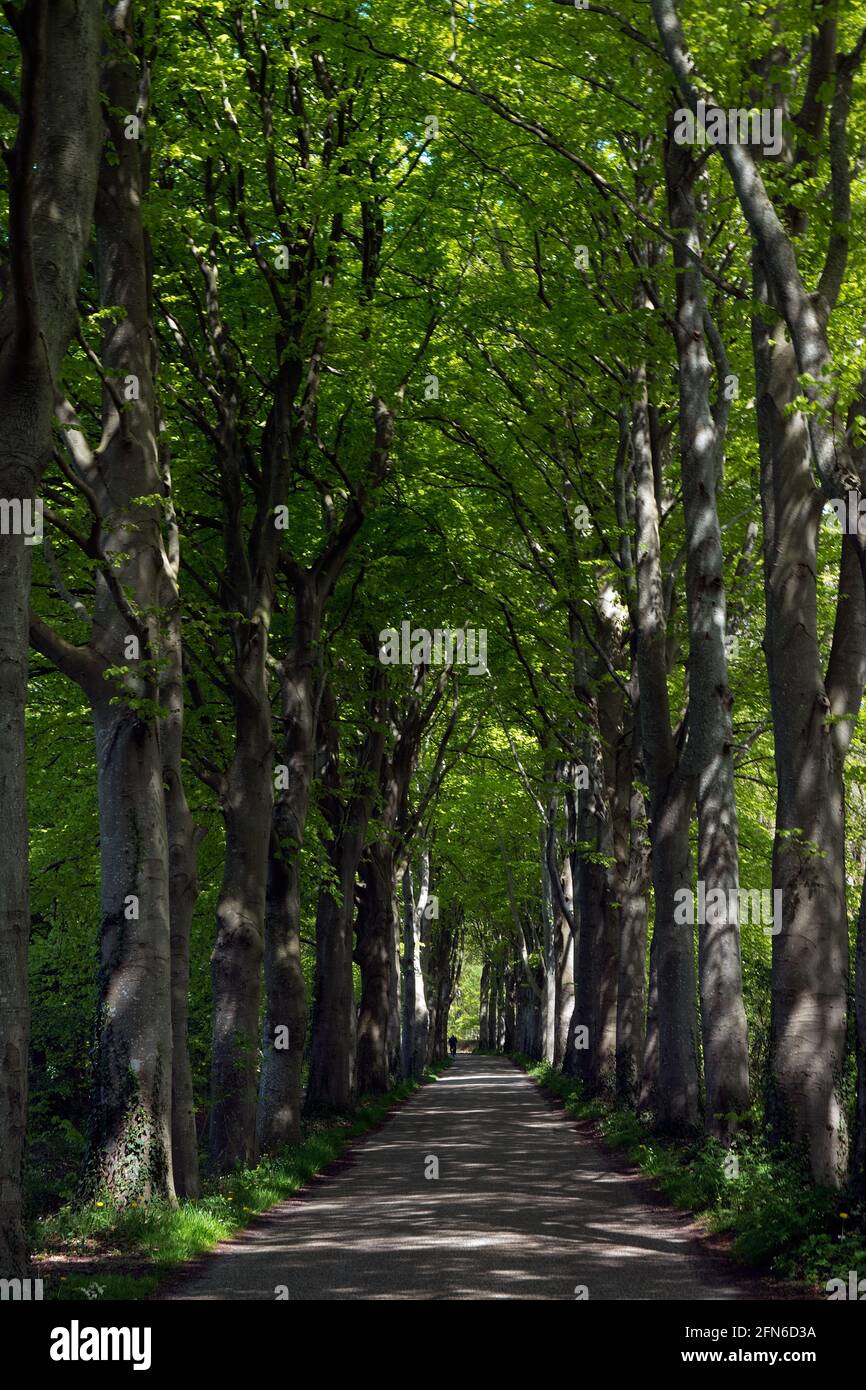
[513,1054,866,1290]
[32,1062,450,1301]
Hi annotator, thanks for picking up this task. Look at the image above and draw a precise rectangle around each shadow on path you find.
[164,1056,789,1301]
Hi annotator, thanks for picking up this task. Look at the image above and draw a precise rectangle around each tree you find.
[0,0,102,1273]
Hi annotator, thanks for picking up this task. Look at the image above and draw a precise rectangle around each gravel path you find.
[165,1055,786,1301]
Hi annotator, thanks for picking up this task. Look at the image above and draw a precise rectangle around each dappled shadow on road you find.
[168,1057,782,1301]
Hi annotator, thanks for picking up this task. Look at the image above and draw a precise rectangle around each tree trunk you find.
[573,821,618,1095]
[401,856,431,1079]
[666,131,749,1138]
[419,903,461,1066]
[306,805,364,1113]
[638,927,660,1114]
[0,0,103,1274]
[306,877,357,1112]
[161,593,203,1198]
[633,360,700,1135]
[479,959,491,1051]
[356,841,396,1093]
[257,830,307,1149]
[503,962,516,1054]
[540,812,557,1064]
[210,655,271,1171]
[387,893,403,1079]
[307,662,385,1113]
[570,633,619,1097]
[653,0,866,1183]
[616,871,649,1104]
[490,960,502,1052]
[856,872,866,1188]
[615,724,651,1105]
[554,857,575,1068]
[85,7,179,1201]
[355,670,448,1092]
[513,958,527,1056]
[753,276,858,1182]
[257,586,319,1151]
[87,700,174,1201]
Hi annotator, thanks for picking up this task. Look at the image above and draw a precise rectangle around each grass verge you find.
[31,1061,450,1301]
[513,1054,866,1291]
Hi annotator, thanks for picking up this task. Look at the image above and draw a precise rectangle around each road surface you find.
[166,1055,784,1301]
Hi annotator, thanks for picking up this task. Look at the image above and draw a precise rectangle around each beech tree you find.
[32,0,195,1205]
[652,0,866,1181]
[8,0,866,1293]
[0,0,102,1272]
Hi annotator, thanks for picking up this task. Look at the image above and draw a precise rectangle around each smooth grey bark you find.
[423,906,462,1063]
[210,638,271,1171]
[513,914,542,1059]
[633,358,701,1135]
[156,248,202,1197]
[497,962,506,1048]
[160,511,204,1199]
[524,969,543,1059]
[562,786,583,1078]
[513,963,527,1055]
[306,658,386,1113]
[258,819,307,1151]
[653,0,866,1179]
[88,0,176,1203]
[638,929,660,1114]
[492,960,504,1050]
[88,700,174,1201]
[653,0,866,1176]
[665,132,749,1139]
[552,480,623,1092]
[306,878,357,1114]
[857,860,866,1187]
[503,959,516,1054]
[356,841,398,1093]
[485,960,498,1052]
[597,415,652,1106]
[503,834,544,1059]
[564,622,619,1097]
[34,4,180,1202]
[613,718,651,1104]
[607,627,650,1102]
[616,854,650,1105]
[852,396,866,1190]
[540,802,557,1065]
[553,856,575,1069]
[0,0,103,1274]
[387,889,403,1079]
[569,779,618,1094]
[401,853,431,1079]
[479,958,491,1050]
[356,668,452,1092]
[257,580,321,1152]
[752,266,865,1182]
[303,678,356,1114]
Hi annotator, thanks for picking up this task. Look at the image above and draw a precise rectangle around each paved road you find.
[167,1056,781,1301]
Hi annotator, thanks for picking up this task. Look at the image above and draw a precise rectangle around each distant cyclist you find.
[449,1034,458,1057]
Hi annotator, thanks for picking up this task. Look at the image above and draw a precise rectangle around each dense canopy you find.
[2,0,866,1302]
